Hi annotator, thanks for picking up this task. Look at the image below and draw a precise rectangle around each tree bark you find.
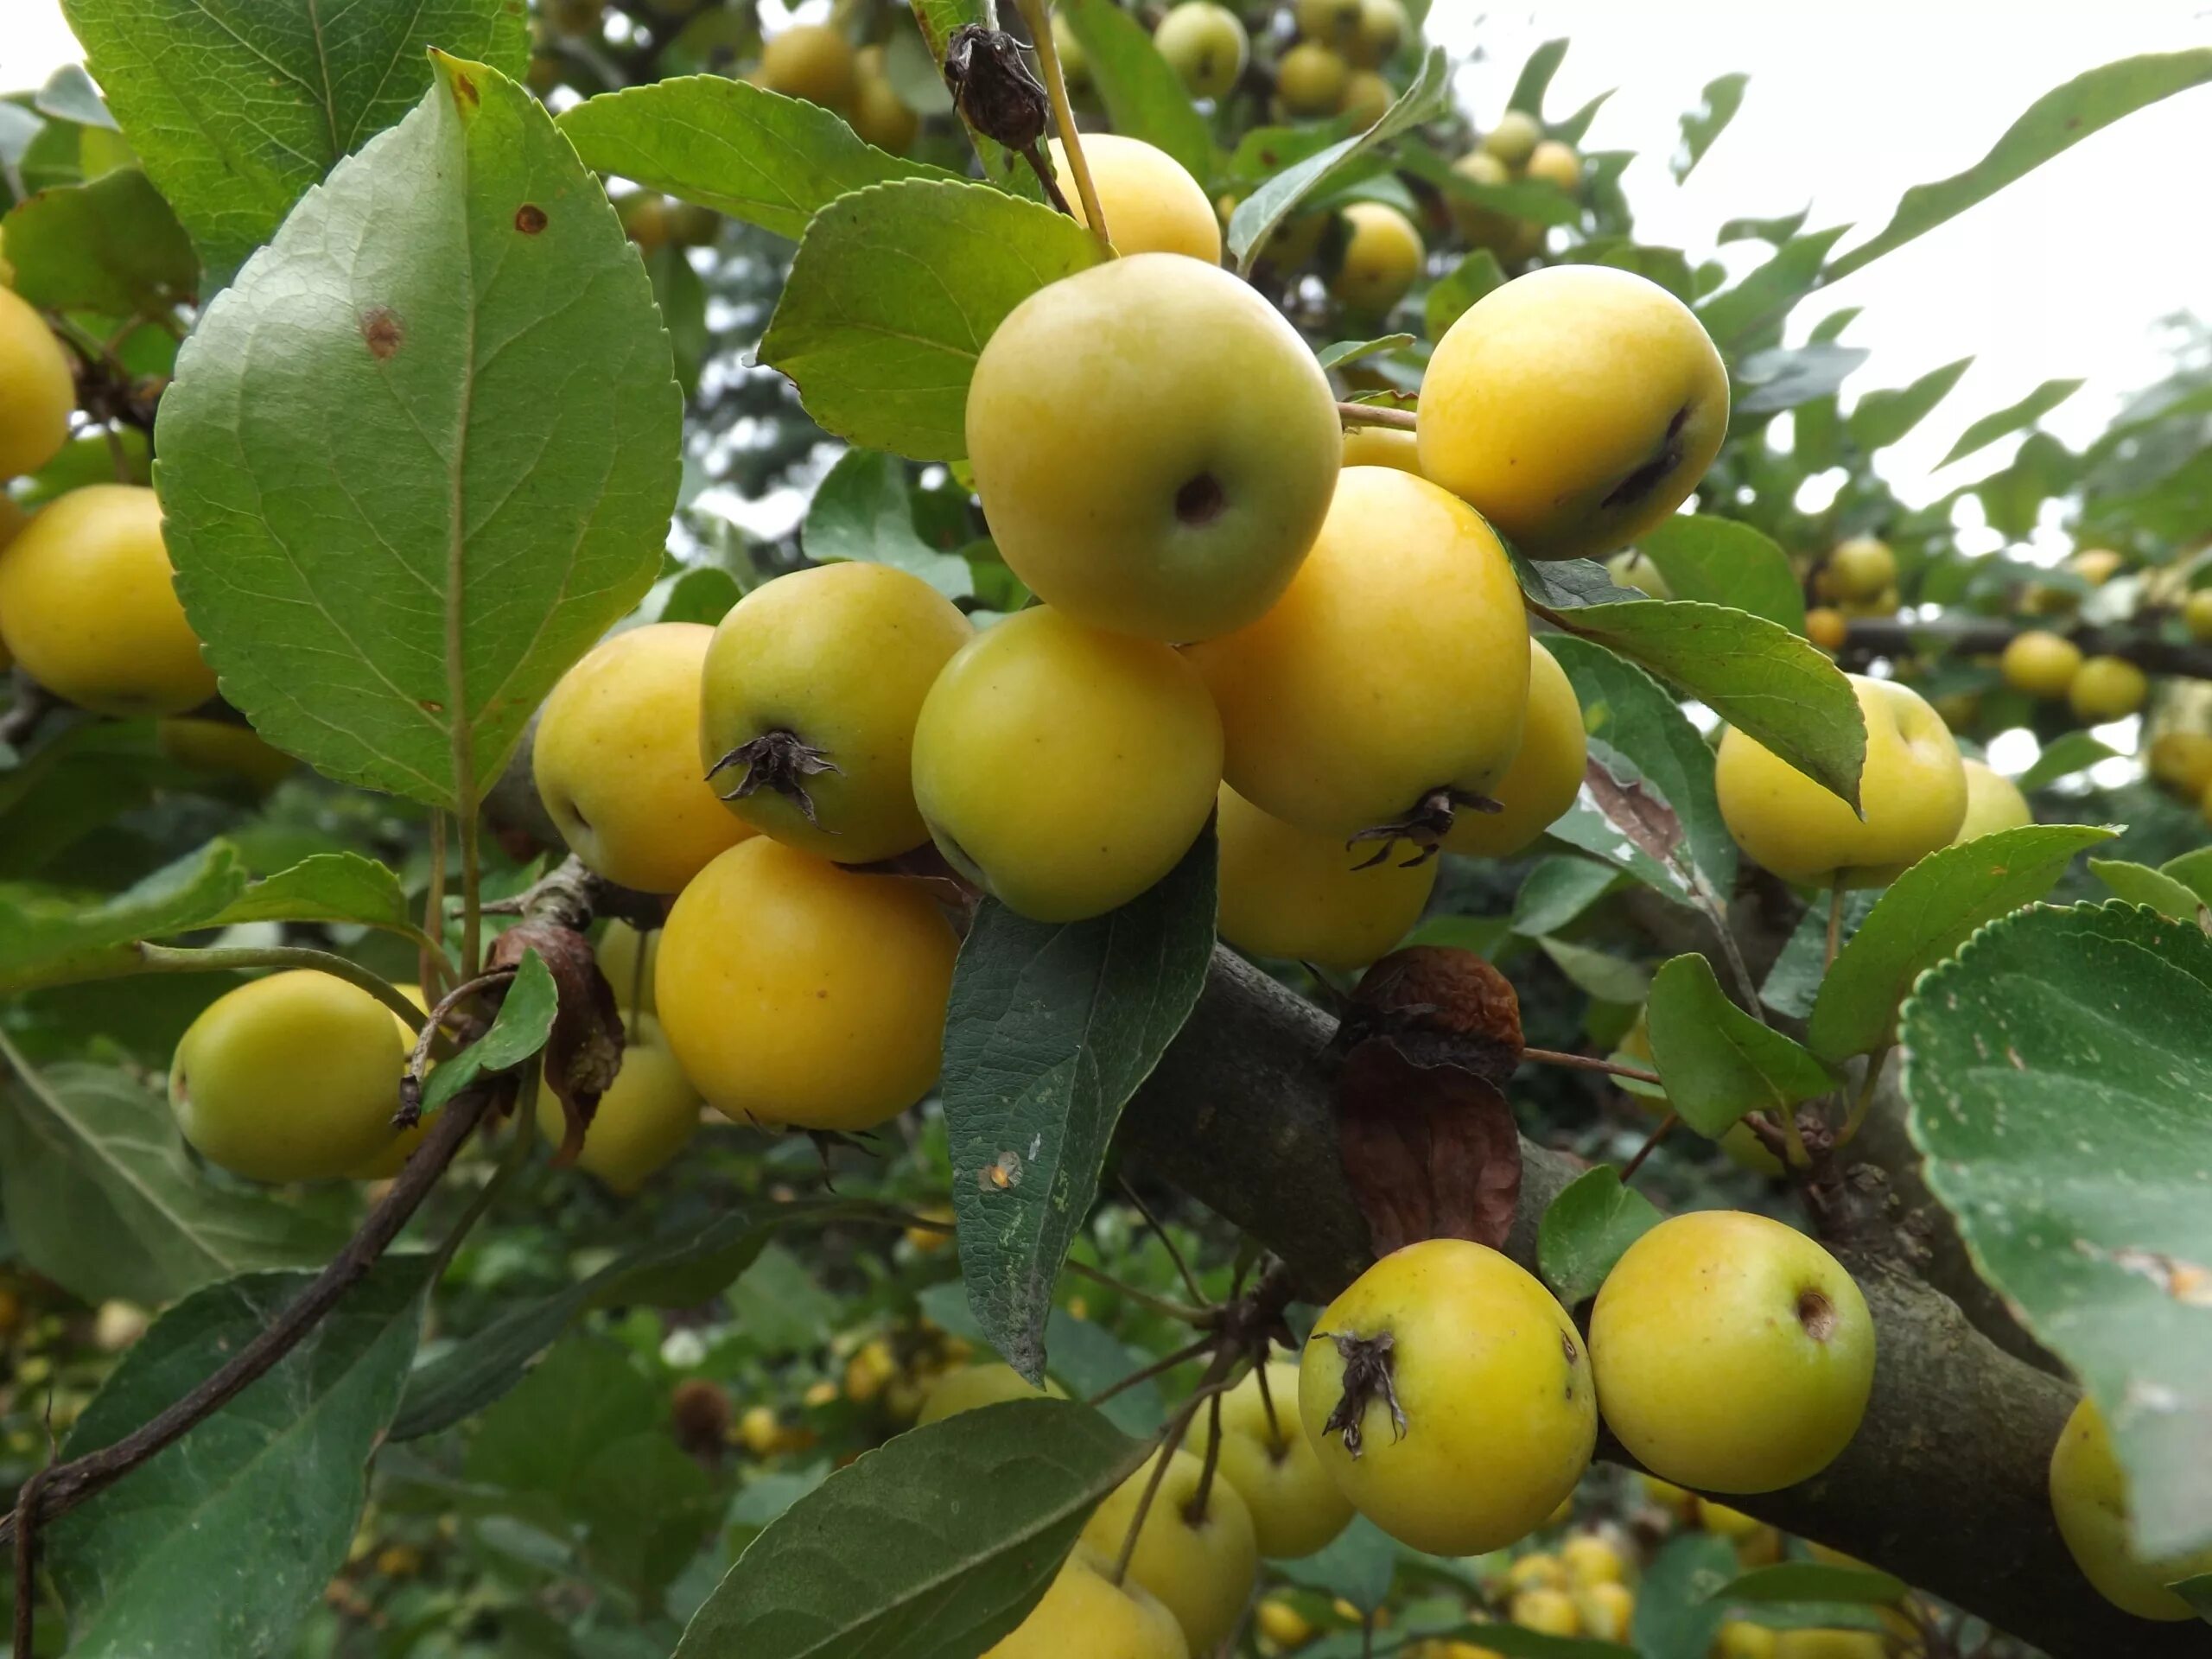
[1122,949,2202,1659]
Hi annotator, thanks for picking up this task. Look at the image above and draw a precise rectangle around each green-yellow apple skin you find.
[1715,674,1966,888]
[1274,41,1349,117]
[985,1544,1188,1659]
[2068,654,2147,721]
[1418,266,1729,561]
[1442,639,1586,856]
[1153,2,1248,99]
[918,1363,1067,1425]
[1215,784,1434,970]
[966,254,1340,643]
[0,286,73,480]
[170,970,408,1183]
[1079,1446,1258,1656]
[1210,1361,1355,1558]
[1953,758,2031,841]
[534,1016,700,1193]
[1523,138,1581,191]
[1823,536,1896,602]
[1328,201,1423,315]
[1050,134,1220,264]
[2049,1394,2212,1621]
[1480,108,1541,167]
[1590,1211,1875,1493]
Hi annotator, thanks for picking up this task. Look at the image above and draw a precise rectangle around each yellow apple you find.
[1340,423,1421,474]
[1338,69,1393,126]
[1442,639,1586,856]
[849,51,919,153]
[1276,41,1350,118]
[2049,1394,2212,1621]
[0,287,73,481]
[1822,537,1895,603]
[1522,138,1580,192]
[1714,674,1966,887]
[2069,654,2147,721]
[1051,134,1220,264]
[1215,785,1435,969]
[1560,1533,1624,1587]
[534,621,752,894]
[2183,588,2212,643]
[533,1016,699,1192]
[1590,1211,1876,1493]
[595,919,658,1015]
[157,716,297,793]
[1999,630,2082,699]
[1509,1586,1579,1635]
[1448,149,1521,251]
[1805,607,1849,652]
[986,1544,1189,1659]
[1713,1624,1779,1659]
[1346,0,1408,67]
[1210,1360,1356,1558]
[0,484,218,715]
[758,23,855,110]
[1080,1447,1259,1656]
[1419,266,1730,561]
[918,1362,1067,1424]
[1576,1580,1632,1641]
[1153,3,1249,100]
[1328,201,1424,315]
[1953,758,2031,841]
[2149,731,2212,798]
[1480,109,1542,168]
[1606,549,1671,599]
[969,256,1338,642]
[2068,547,2124,586]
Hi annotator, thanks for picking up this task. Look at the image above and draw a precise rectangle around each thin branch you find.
[421,810,450,1002]
[1621,1111,1677,1182]
[1710,915,1770,1021]
[1064,1258,1215,1327]
[1119,1177,1213,1309]
[1185,1387,1226,1525]
[1336,400,1419,430]
[458,808,484,980]
[130,944,426,1031]
[1014,0,1108,248]
[1086,1334,1214,1408]
[0,1077,502,1551]
[1109,1348,1241,1587]
[1521,1046,1661,1086]
[1839,1047,1891,1147]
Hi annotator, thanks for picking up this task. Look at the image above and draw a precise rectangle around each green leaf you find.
[577,1432,722,1604]
[1709,1562,1911,1606]
[674,1399,1145,1659]
[2088,858,2203,919]
[1317,333,1415,370]
[1057,0,1212,186]
[463,1334,662,1510]
[1539,1166,1662,1304]
[1719,207,1809,246]
[760,178,1104,463]
[60,0,527,287]
[1633,1533,1741,1659]
[1760,889,1876,1020]
[1424,247,1504,341]
[0,1058,352,1306]
[1636,515,1806,632]
[420,949,559,1114]
[1547,637,1735,897]
[1939,377,2085,467]
[2160,847,2212,908]
[1035,1309,1166,1436]
[1847,356,1974,451]
[36,62,121,130]
[0,168,195,313]
[1696,226,1850,352]
[1827,50,2212,283]
[556,75,956,241]
[1275,1515,1399,1612]
[1673,73,1748,181]
[1808,823,2115,1062]
[1228,48,1452,275]
[48,1260,426,1658]
[659,565,746,626]
[1512,856,1620,940]
[2015,730,2118,791]
[2172,1573,2212,1622]
[1538,938,1649,1004]
[1902,902,2212,1556]
[207,852,411,934]
[803,448,976,599]
[1647,953,1836,1137]
[1733,343,1868,418]
[944,829,1217,1382]
[1545,600,1866,811]
[1507,38,1568,116]
[0,840,245,995]
[156,55,678,812]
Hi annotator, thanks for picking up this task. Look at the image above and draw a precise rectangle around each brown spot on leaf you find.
[452,72,480,108]
[361,308,404,359]
[515,203,548,235]
[489,921,623,1166]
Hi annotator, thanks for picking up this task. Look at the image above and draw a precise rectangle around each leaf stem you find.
[1015,0,1109,248]
[1110,1348,1241,1587]
[1120,1176,1213,1309]
[1839,1046,1891,1147]
[1087,1334,1214,1408]
[422,810,450,1001]
[1065,1258,1215,1326]
[1521,1046,1661,1086]
[459,809,484,980]
[1776,1101,1813,1172]
[1621,1111,1677,1182]
[1336,400,1419,430]
[1185,1387,1226,1526]
[131,944,426,1031]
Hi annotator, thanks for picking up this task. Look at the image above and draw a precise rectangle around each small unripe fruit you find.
[1522,138,1581,193]
[1295,0,1363,45]
[1210,1361,1356,1558]
[1442,639,1586,857]
[1050,134,1220,264]
[0,286,73,481]
[1805,607,1849,652]
[2068,654,2147,722]
[170,971,407,1182]
[1606,549,1670,599]
[1591,1211,1876,1494]
[918,1362,1065,1423]
[1053,14,1090,92]
[758,23,856,110]
[1275,42,1350,118]
[158,716,297,793]
[2068,546,2124,586]
[1509,1586,1579,1636]
[1953,758,2031,841]
[1507,1553,1566,1592]
[656,837,956,1132]
[1420,267,1729,562]
[1448,149,1519,249]
[1255,1598,1312,1648]
[2183,588,2212,643]
[1823,537,1896,603]
[534,622,752,894]
[0,484,217,715]
[1338,69,1392,126]
[2149,730,2212,798]
[1346,0,1408,67]
[1480,109,1542,168]
[1560,1533,1624,1587]
[1714,1624,1779,1659]
[2049,1394,2212,1621]
[1216,785,1435,969]
[533,1017,700,1192]
[1576,1580,1633,1641]
[1328,201,1424,315]
[596,920,657,1015]
[849,51,919,152]
[1999,630,2082,699]
[1081,1448,1258,1655]
[912,606,1222,922]
[1153,3,1249,100]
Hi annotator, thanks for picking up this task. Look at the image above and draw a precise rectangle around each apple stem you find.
[1015,0,1110,251]
[1336,400,1419,431]
[1109,1346,1241,1586]
[1776,1101,1814,1172]
[1621,1111,1677,1182]
[1838,1046,1891,1147]
[1184,1388,1226,1525]
[1522,1046,1661,1086]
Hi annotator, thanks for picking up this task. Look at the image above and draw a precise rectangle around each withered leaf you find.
[1334,1039,1523,1255]
[490,920,623,1166]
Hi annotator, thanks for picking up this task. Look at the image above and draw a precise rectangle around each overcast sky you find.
[8,2,2209,512]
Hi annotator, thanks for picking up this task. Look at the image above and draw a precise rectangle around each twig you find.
[1014,0,1108,248]
[1109,1348,1242,1587]
[12,1465,52,1657]
[1521,1046,1661,1086]
[1065,1258,1214,1326]
[404,967,518,1089]
[421,810,450,1002]
[1336,400,1419,430]
[130,943,427,1031]
[1119,1178,1213,1309]
[426,1061,539,1282]
[0,1077,503,1551]
[458,808,484,980]
[1087,1334,1214,1408]
[1621,1112,1677,1182]
[1839,1047,1891,1147]
[1185,1387,1226,1524]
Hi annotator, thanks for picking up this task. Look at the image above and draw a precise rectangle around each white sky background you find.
[6,0,2209,512]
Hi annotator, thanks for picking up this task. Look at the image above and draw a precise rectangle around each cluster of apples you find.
[1130,0,1408,128]
[984,1219,1876,1658]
